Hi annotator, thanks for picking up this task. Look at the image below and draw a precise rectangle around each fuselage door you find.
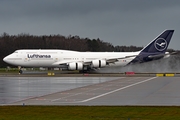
[54,56,59,62]
[24,53,31,62]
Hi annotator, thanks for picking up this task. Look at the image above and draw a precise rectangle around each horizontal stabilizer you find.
[148,52,178,59]
[148,54,166,59]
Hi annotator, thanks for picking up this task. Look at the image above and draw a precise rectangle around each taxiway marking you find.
[53,77,157,103]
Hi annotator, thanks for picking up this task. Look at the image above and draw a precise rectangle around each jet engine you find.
[92,60,106,68]
[68,62,83,70]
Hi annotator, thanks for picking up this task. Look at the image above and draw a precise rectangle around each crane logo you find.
[154,38,167,51]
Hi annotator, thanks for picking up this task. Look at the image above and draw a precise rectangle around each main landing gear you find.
[18,66,23,74]
[79,70,88,73]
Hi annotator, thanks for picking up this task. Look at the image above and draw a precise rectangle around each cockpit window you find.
[14,51,18,53]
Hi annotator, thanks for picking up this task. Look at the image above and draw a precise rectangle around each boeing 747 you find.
[3,30,174,73]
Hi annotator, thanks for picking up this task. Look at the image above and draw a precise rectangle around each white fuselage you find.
[3,49,140,68]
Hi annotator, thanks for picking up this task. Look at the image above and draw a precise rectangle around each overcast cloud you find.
[0,0,180,50]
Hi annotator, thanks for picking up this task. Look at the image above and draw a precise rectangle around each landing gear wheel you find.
[79,70,88,73]
[19,69,23,74]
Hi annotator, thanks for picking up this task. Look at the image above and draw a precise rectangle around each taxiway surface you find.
[1,76,180,106]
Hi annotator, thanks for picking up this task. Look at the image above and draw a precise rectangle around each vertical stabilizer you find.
[140,30,174,53]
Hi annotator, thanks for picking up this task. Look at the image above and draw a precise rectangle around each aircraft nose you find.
[3,54,19,66]
[3,56,8,63]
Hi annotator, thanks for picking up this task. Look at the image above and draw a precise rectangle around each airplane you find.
[3,30,175,73]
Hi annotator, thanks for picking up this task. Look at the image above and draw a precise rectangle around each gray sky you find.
[0,0,180,50]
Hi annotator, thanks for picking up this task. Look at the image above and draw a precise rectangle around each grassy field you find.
[0,106,180,120]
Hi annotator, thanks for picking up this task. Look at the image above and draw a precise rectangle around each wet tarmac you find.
[0,77,119,104]
[1,76,180,106]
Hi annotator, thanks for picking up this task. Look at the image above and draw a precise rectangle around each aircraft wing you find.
[82,55,138,65]
[52,55,138,66]
[52,60,76,66]
[53,60,93,66]
[106,55,138,64]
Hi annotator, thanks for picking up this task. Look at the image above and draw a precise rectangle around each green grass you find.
[0,106,180,120]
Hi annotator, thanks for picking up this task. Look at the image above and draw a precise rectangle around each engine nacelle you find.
[68,62,83,70]
[92,60,106,68]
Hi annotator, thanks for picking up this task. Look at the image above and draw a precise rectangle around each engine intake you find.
[92,60,106,68]
[68,62,83,70]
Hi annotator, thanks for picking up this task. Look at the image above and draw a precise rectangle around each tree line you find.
[0,32,177,68]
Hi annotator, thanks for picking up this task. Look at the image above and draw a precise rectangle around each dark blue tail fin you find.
[140,30,174,53]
